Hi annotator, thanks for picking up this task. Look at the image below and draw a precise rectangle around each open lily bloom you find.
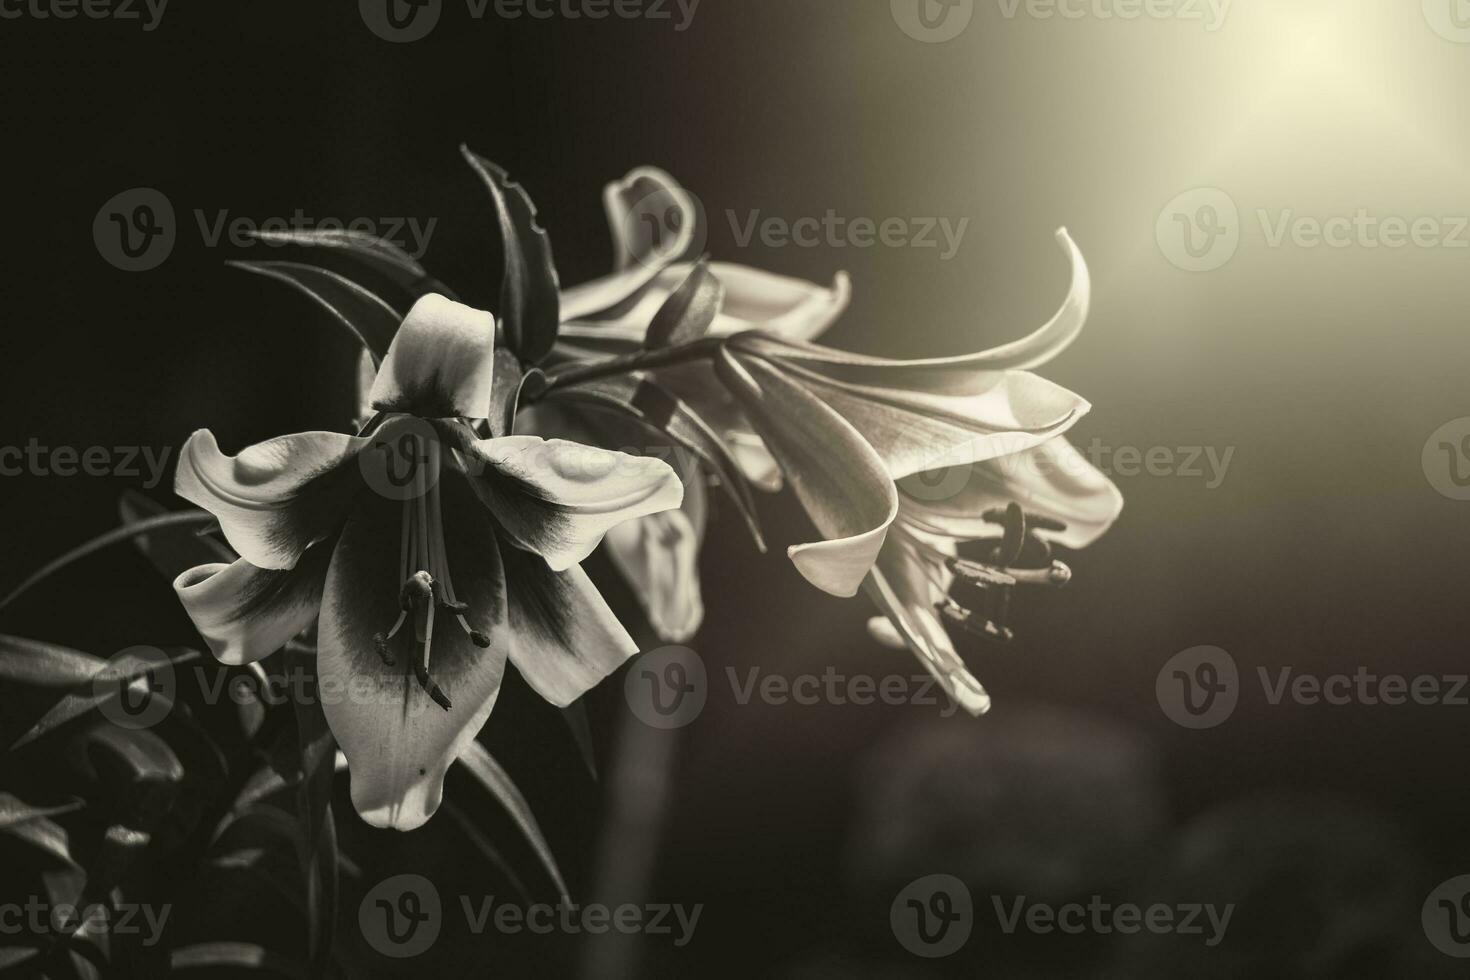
[714,229,1094,599]
[866,436,1124,714]
[172,294,682,830]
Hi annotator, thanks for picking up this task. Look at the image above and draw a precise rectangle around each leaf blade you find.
[228,260,403,364]
[461,147,561,364]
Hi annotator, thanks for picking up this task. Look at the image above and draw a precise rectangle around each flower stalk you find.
[533,336,727,397]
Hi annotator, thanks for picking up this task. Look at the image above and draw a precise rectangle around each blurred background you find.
[4,0,1470,975]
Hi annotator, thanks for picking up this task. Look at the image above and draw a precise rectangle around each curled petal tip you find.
[947,669,992,716]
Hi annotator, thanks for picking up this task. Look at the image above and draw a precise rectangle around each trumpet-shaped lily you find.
[715,229,1094,600]
[172,294,683,830]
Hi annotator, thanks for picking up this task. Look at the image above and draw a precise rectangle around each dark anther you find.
[413,661,453,712]
[941,504,1075,645]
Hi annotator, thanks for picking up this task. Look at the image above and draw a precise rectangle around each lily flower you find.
[559,166,852,344]
[171,294,683,830]
[714,229,1094,600]
[523,167,850,641]
[866,436,1124,714]
[556,166,853,492]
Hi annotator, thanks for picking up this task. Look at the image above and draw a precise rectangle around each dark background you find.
[3,1,1469,976]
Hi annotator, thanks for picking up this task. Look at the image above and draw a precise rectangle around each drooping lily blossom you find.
[713,229,1094,600]
[172,294,683,830]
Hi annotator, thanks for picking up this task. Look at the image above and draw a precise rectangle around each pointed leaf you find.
[228,260,403,364]
[246,227,455,307]
[456,739,570,902]
[0,793,83,830]
[1,812,78,870]
[644,259,723,350]
[0,635,108,687]
[9,647,201,750]
[0,512,216,614]
[461,147,561,364]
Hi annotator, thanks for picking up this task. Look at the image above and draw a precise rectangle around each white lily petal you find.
[319,484,508,832]
[562,262,850,345]
[464,436,684,572]
[604,508,705,643]
[174,428,368,571]
[173,553,329,666]
[717,351,897,597]
[560,167,697,320]
[503,549,640,707]
[369,294,498,418]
